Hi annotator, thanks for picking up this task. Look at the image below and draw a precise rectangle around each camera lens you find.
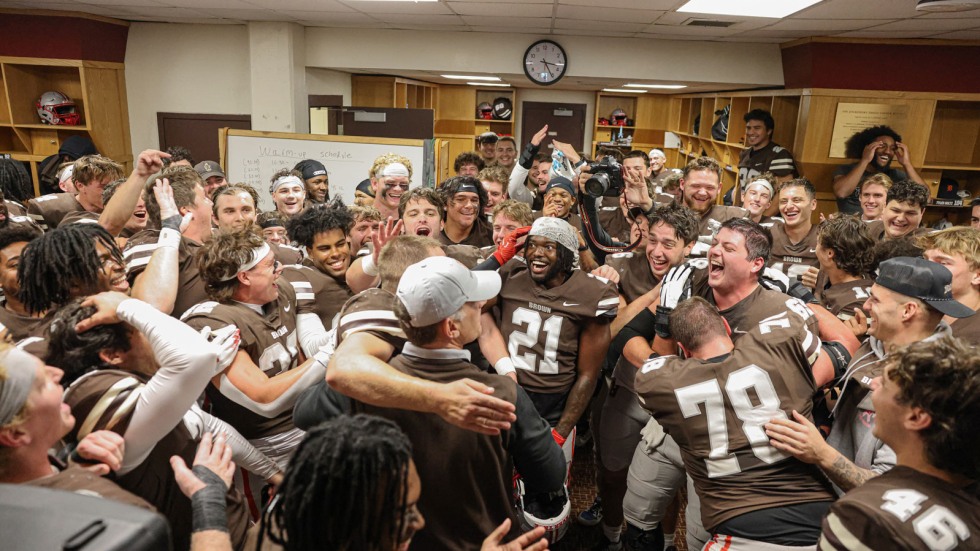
[585,173,609,197]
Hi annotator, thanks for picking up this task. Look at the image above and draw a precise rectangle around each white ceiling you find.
[5,0,979,91]
[5,0,980,41]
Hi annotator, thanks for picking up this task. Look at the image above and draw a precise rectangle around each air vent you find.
[683,19,735,27]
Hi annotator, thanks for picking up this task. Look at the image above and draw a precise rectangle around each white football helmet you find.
[515,480,571,543]
[36,91,80,125]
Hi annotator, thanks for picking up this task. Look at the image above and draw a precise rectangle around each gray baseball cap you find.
[876,257,975,318]
[396,257,501,327]
[194,160,225,180]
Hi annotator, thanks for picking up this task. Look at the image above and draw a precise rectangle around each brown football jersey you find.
[738,142,797,182]
[271,242,304,265]
[280,258,352,330]
[123,230,207,318]
[635,322,835,531]
[5,199,27,217]
[436,222,494,248]
[497,261,619,394]
[26,462,155,511]
[181,285,300,440]
[335,288,405,350]
[64,369,250,550]
[0,307,44,342]
[815,274,873,321]
[597,205,633,244]
[604,251,659,304]
[951,310,980,344]
[691,206,748,256]
[354,351,522,551]
[768,221,819,280]
[26,192,85,231]
[821,466,980,551]
[866,220,930,242]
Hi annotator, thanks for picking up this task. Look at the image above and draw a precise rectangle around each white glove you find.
[200,325,241,374]
[659,263,693,310]
[656,262,693,339]
[689,241,711,256]
[761,266,791,294]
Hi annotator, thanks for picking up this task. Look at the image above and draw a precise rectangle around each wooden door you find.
[157,113,251,164]
[520,101,587,153]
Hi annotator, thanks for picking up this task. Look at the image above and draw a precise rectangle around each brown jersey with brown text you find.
[604,251,659,304]
[26,192,85,230]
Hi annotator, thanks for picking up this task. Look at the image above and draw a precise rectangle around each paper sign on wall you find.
[829,103,909,158]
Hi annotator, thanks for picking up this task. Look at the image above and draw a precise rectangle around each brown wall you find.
[0,13,128,63]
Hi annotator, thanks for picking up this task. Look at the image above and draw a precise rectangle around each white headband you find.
[745,178,774,197]
[59,164,75,184]
[0,348,39,426]
[379,162,409,178]
[220,242,272,281]
[270,175,304,195]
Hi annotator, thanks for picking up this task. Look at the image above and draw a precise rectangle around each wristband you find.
[157,227,181,249]
[361,254,379,277]
[551,428,566,447]
[160,213,183,232]
[494,357,516,377]
[189,465,229,533]
[654,305,673,339]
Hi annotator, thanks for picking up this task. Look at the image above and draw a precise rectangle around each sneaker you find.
[623,523,664,551]
[577,496,603,526]
[592,535,623,551]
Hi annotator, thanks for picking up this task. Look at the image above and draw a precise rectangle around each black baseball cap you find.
[477,132,499,144]
[876,257,975,318]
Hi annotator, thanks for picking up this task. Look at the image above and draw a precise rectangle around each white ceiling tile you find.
[715,35,792,43]
[642,23,742,36]
[368,13,464,25]
[556,5,663,23]
[867,17,980,31]
[448,2,553,18]
[928,28,980,39]
[338,0,455,15]
[192,7,298,20]
[732,29,817,38]
[560,0,679,9]
[794,0,922,19]
[468,25,552,34]
[73,0,161,6]
[553,28,639,37]
[555,18,648,32]
[917,8,980,18]
[281,11,380,24]
[763,18,892,31]
[242,0,355,11]
[460,16,552,29]
[164,0,260,8]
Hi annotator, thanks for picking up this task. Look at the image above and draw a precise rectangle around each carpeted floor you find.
[554,442,688,551]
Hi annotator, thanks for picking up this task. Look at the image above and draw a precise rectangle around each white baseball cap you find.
[396,257,501,327]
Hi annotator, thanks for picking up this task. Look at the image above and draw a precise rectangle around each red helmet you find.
[611,108,628,126]
[477,102,493,120]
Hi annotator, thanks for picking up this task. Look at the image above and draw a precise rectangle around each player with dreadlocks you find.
[259,414,419,551]
[14,223,128,360]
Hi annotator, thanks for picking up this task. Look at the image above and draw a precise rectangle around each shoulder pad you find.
[180,301,221,320]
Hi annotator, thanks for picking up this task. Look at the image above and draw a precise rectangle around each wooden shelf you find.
[0,56,132,196]
[669,88,980,224]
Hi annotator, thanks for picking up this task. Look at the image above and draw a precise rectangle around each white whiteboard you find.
[222,130,432,212]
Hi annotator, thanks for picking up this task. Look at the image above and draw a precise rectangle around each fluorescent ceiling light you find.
[677,0,822,18]
[624,83,687,89]
[468,82,510,87]
[442,75,500,81]
[603,88,647,93]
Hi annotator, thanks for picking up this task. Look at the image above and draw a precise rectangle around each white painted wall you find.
[306,68,352,104]
[125,23,251,155]
[304,28,784,88]
[124,24,783,156]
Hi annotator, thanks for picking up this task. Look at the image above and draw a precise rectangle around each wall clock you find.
[523,40,567,86]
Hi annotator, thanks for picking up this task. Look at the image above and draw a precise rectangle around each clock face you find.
[523,40,567,86]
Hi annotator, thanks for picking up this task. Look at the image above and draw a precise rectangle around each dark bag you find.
[711,105,730,141]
